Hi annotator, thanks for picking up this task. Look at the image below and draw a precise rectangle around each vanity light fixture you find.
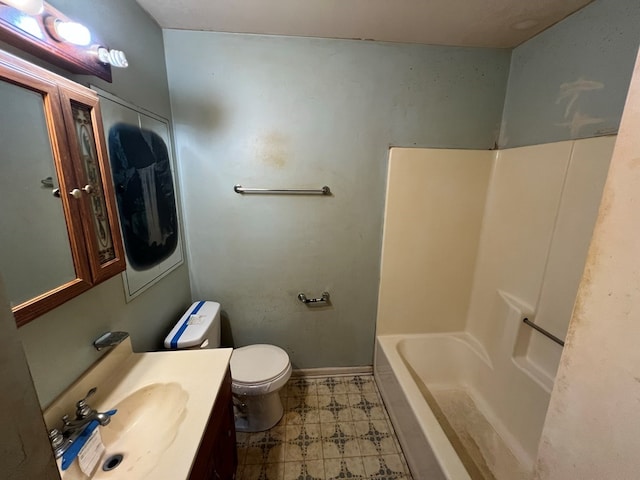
[1,0,43,15]
[44,17,129,68]
[0,1,120,81]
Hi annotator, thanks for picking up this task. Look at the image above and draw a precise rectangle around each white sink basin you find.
[44,338,232,479]
[61,382,188,479]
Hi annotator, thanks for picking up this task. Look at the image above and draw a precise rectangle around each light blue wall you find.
[164,31,511,368]
[1,0,192,407]
[500,0,640,148]
[3,0,638,406]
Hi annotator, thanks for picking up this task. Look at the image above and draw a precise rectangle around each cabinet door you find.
[0,49,125,326]
[58,85,125,284]
[0,54,92,325]
[214,401,239,480]
[190,368,238,480]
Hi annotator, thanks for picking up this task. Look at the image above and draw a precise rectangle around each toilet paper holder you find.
[298,292,330,306]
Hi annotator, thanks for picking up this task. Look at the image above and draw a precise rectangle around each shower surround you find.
[375,137,615,479]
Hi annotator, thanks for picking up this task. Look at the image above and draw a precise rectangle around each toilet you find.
[164,301,292,432]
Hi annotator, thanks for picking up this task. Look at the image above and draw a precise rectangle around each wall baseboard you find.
[291,366,373,377]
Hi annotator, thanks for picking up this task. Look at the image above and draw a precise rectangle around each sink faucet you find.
[49,387,113,459]
[61,387,112,434]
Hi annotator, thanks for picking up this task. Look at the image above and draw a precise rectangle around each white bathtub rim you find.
[377,334,472,480]
[396,331,494,370]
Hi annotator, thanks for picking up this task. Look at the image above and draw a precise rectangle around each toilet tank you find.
[164,301,221,349]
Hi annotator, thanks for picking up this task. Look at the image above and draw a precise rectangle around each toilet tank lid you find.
[164,301,220,349]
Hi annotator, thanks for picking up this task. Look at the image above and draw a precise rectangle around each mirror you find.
[0,78,78,306]
[0,49,125,325]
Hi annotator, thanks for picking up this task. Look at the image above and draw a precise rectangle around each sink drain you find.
[102,454,124,471]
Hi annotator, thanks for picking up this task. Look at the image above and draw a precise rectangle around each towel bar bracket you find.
[298,292,330,306]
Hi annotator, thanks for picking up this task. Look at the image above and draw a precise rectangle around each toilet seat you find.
[230,344,292,395]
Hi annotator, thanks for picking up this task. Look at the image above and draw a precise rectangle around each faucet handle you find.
[49,428,64,448]
[79,387,97,403]
[76,387,97,418]
[49,428,66,458]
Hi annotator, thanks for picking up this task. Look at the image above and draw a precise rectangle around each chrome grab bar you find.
[234,185,331,195]
[298,292,330,305]
[523,318,565,347]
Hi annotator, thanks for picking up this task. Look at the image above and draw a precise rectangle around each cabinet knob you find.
[82,184,94,194]
[69,188,82,199]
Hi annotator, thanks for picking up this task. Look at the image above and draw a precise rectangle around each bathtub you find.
[375,333,551,480]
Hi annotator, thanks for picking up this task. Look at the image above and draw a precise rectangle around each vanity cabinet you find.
[0,49,125,326]
[190,368,238,480]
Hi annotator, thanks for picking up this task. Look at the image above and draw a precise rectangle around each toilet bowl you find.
[231,344,292,432]
[164,301,291,432]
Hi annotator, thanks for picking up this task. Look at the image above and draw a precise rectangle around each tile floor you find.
[235,374,414,480]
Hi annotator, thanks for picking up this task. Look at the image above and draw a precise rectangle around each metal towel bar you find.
[523,318,565,347]
[234,185,331,195]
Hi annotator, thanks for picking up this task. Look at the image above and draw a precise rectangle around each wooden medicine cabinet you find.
[0,49,125,326]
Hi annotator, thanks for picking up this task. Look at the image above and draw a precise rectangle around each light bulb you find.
[1,0,44,15]
[53,20,91,45]
[45,17,92,46]
[97,47,128,68]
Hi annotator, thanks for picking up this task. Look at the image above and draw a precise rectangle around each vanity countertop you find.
[43,338,233,479]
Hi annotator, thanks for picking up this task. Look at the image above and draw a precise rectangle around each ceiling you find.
[136,0,594,48]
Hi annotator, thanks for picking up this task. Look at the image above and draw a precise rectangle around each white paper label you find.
[187,314,204,325]
[78,427,105,477]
